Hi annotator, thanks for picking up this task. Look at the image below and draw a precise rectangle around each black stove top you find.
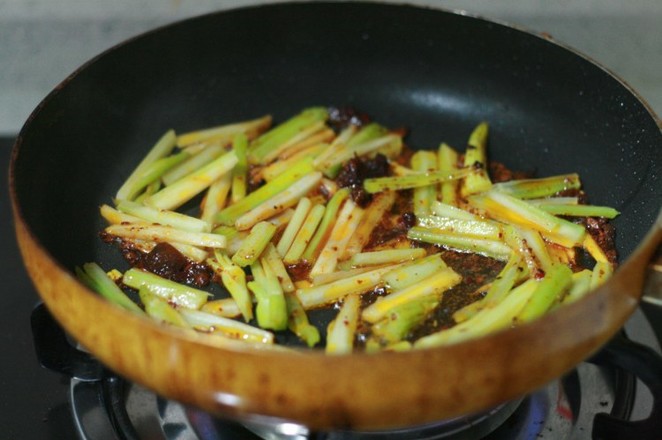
[2,137,661,439]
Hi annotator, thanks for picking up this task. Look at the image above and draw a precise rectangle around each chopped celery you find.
[179,309,273,344]
[261,244,295,293]
[144,151,238,210]
[283,204,326,265]
[248,260,288,331]
[161,143,226,186]
[261,120,328,164]
[276,197,312,257]
[285,292,320,347]
[139,289,191,328]
[438,143,460,206]
[590,261,614,289]
[200,173,232,226]
[411,150,438,216]
[201,297,243,318]
[248,107,328,164]
[407,226,512,261]
[104,224,226,248]
[116,130,177,201]
[348,248,427,267]
[535,204,620,219]
[116,200,209,233]
[460,122,492,197]
[326,294,360,354]
[561,269,593,305]
[301,188,350,262]
[76,263,143,314]
[416,215,502,240]
[493,173,581,199]
[362,267,462,324]
[343,191,396,258]
[118,151,190,202]
[231,133,249,203]
[382,254,448,291]
[214,157,315,226]
[516,264,573,323]
[122,268,210,309]
[363,167,474,194]
[231,221,277,267]
[176,115,272,148]
[207,250,253,322]
[371,296,439,345]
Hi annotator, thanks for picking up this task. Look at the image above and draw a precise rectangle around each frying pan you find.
[9,1,662,431]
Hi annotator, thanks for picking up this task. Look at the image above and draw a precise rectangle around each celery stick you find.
[517,264,573,323]
[179,309,273,344]
[231,221,277,267]
[100,204,142,225]
[326,294,360,354]
[310,199,364,276]
[116,130,177,201]
[438,143,460,206]
[296,264,400,309]
[261,143,326,182]
[201,297,243,318]
[276,197,312,257]
[590,261,614,289]
[311,265,378,286]
[235,172,322,230]
[516,227,555,273]
[343,191,396,258]
[116,200,209,233]
[382,254,448,290]
[415,279,537,348]
[430,200,479,220]
[247,261,288,331]
[285,292,320,347]
[134,179,162,203]
[407,226,512,261]
[122,268,210,309]
[583,235,609,263]
[416,215,502,240]
[176,115,272,147]
[412,150,438,216]
[105,224,226,248]
[371,296,438,344]
[560,269,593,305]
[207,250,253,322]
[302,188,350,262]
[144,151,238,210]
[200,173,232,227]
[347,123,389,147]
[214,157,315,226]
[261,120,327,164]
[76,263,143,314]
[231,133,248,203]
[468,189,586,248]
[261,244,295,293]
[535,204,620,219]
[362,267,462,324]
[312,125,357,169]
[283,204,326,265]
[460,122,492,197]
[529,197,580,206]
[363,167,474,193]
[493,174,581,199]
[161,143,226,186]
[248,107,328,164]
[319,134,402,176]
[349,248,427,267]
[119,151,190,202]
[139,289,191,328]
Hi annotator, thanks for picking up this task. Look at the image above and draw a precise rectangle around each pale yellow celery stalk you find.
[201,298,243,318]
[415,279,537,348]
[310,199,364,276]
[116,200,209,233]
[560,269,593,305]
[176,115,272,148]
[161,143,226,186]
[382,254,448,291]
[261,144,326,182]
[590,261,613,289]
[144,151,238,210]
[342,191,396,259]
[411,150,438,216]
[139,289,191,329]
[492,174,581,199]
[231,221,277,267]
[276,197,312,257]
[415,215,502,240]
[116,130,177,201]
[180,309,273,344]
[516,264,573,323]
[283,204,326,265]
[123,268,210,309]
[301,188,350,263]
[200,173,232,227]
[430,200,479,221]
[438,143,460,206]
[231,133,249,203]
[296,264,400,309]
[312,125,358,169]
[460,122,492,197]
[261,243,295,293]
[100,204,142,225]
[105,223,226,248]
[234,172,322,231]
[362,267,462,324]
[407,226,512,261]
[311,265,380,286]
[583,235,610,263]
[326,294,361,354]
[349,248,426,267]
[364,168,474,194]
[285,292,320,348]
[207,250,253,322]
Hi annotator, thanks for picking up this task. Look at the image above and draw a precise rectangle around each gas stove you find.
[2,139,662,439]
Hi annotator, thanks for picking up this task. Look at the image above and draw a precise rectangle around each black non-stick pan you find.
[10,2,662,430]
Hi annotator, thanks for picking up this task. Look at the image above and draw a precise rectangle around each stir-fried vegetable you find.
[80,107,619,352]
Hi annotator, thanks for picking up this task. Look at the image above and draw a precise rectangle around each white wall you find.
[2,0,661,134]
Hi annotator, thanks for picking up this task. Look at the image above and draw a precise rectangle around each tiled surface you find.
[1,0,661,134]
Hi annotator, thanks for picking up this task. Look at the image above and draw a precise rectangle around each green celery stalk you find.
[248,107,328,164]
[371,296,439,345]
[231,221,277,267]
[122,268,210,309]
[116,200,210,233]
[207,250,254,322]
[535,204,620,219]
[416,215,502,240]
[118,151,190,202]
[179,309,273,344]
[276,197,312,257]
[429,200,479,220]
[349,248,427,267]
[326,294,361,354]
[301,188,350,262]
[282,204,326,265]
[76,263,143,314]
[176,115,272,147]
[247,260,288,331]
[438,143,460,206]
[493,174,581,199]
[460,122,492,197]
[560,269,593,305]
[285,292,320,347]
[214,157,315,226]
[363,168,474,193]
[116,130,177,201]
[382,254,448,291]
[411,150,438,216]
[231,133,249,203]
[407,226,512,261]
[104,223,226,248]
[139,289,190,328]
[517,264,573,322]
[161,143,226,186]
